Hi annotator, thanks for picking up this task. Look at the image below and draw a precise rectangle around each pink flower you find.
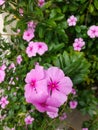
[73,38,85,51]
[0,64,6,70]
[24,115,34,125]
[38,0,45,7]
[67,15,77,26]
[17,29,20,33]
[16,55,22,65]
[0,70,5,83]
[26,41,37,57]
[24,65,48,105]
[11,128,15,130]
[46,67,73,107]
[59,112,67,120]
[69,100,78,109]
[19,8,24,16]
[0,0,5,5]
[87,25,98,38]
[0,96,9,109]
[27,21,37,29]
[9,63,15,70]
[23,29,35,42]
[82,128,88,130]
[35,42,48,55]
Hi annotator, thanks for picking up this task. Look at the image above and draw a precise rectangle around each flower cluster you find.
[73,38,85,51]
[26,41,48,57]
[24,64,73,118]
[87,25,98,38]
[23,21,37,42]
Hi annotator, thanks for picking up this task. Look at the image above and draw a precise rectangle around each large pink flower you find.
[24,65,48,104]
[23,29,35,42]
[46,67,73,107]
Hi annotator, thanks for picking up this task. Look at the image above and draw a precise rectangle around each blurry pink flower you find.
[0,64,6,70]
[24,65,48,104]
[82,128,88,130]
[87,25,98,38]
[11,128,15,130]
[73,38,85,51]
[27,21,37,29]
[17,29,20,33]
[0,70,5,83]
[25,115,34,125]
[46,67,73,107]
[67,15,77,26]
[16,55,22,65]
[9,63,15,70]
[26,41,37,57]
[0,96,9,109]
[71,88,76,95]
[19,8,24,16]
[47,111,58,119]
[59,112,67,120]
[0,0,5,5]
[35,42,48,55]
[23,29,35,42]
[69,100,78,109]
[38,0,45,7]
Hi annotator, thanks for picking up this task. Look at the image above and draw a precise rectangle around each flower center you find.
[29,47,33,51]
[38,44,42,49]
[48,82,58,90]
[31,80,36,87]
[27,33,30,36]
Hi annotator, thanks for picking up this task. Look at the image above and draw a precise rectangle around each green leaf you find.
[94,0,98,10]
[75,26,81,33]
[89,4,94,13]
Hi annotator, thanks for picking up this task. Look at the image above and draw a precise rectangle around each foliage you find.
[0,0,98,130]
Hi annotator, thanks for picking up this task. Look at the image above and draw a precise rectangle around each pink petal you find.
[58,77,73,95]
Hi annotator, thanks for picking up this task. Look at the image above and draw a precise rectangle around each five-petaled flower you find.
[23,29,35,42]
[73,38,85,51]
[25,115,34,125]
[69,100,78,109]
[0,96,9,109]
[67,15,77,26]
[16,55,22,65]
[87,25,98,38]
